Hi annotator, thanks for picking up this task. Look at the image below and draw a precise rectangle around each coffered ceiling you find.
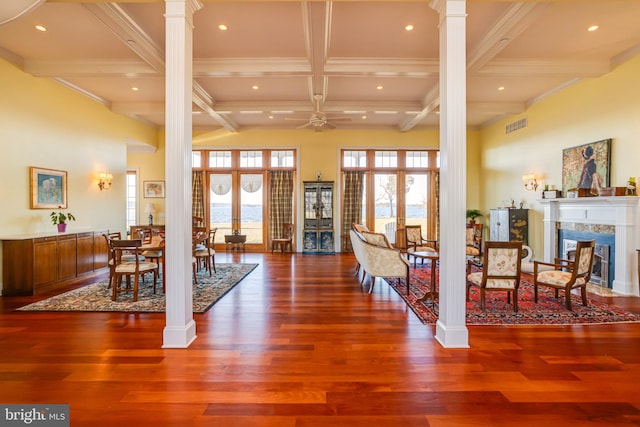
[1,0,639,132]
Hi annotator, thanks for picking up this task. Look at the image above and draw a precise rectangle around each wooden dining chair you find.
[195,228,217,276]
[271,223,294,253]
[136,228,162,268]
[110,239,158,302]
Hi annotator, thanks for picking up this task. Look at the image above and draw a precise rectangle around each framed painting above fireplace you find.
[562,138,611,195]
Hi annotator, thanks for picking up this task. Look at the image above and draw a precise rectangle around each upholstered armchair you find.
[533,239,595,310]
[350,230,410,294]
[466,241,523,312]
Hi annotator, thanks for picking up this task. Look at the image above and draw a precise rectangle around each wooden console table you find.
[224,234,246,251]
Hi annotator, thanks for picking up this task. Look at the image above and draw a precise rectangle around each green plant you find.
[50,207,76,225]
[466,209,482,222]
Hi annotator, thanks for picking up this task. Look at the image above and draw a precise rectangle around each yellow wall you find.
[129,127,462,223]
[0,58,156,236]
[479,54,640,256]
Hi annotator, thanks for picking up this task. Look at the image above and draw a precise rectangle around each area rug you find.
[384,265,640,325]
[16,263,258,314]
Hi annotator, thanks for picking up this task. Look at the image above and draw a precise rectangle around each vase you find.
[57,223,67,233]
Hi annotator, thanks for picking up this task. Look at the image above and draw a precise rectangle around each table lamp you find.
[144,203,156,225]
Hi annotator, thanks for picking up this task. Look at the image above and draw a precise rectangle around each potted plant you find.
[466,209,482,225]
[50,207,76,232]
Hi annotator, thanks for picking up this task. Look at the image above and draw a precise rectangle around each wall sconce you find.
[522,173,538,191]
[97,172,113,191]
[144,203,156,226]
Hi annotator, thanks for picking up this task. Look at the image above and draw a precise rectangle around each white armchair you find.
[350,230,410,294]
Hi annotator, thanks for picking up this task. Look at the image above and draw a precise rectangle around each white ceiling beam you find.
[24,59,158,77]
[325,58,439,77]
[192,81,238,132]
[467,2,550,73]
[194,58,311,76]
[476,58,611,77]
[82,2,165,72]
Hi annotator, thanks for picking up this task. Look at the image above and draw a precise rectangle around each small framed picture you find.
[143,180,165,198]
[30,166,68,209]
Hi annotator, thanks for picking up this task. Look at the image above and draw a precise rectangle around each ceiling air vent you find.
[505,117,527,134]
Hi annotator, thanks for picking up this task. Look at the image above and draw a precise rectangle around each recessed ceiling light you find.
[252,85,259,90]
[362,115,367,120]
[131,87,139,91]
[498,86,505,91]
[268,115,274,119]
[35,25,46,32]
[405,24,414,31]
[587,25,599,32]
[218,24,228,31]
[376,85,383,90]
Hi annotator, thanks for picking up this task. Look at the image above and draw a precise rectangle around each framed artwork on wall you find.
[30,166,68,209]
[143,180,165,198]
[562,138,611,195]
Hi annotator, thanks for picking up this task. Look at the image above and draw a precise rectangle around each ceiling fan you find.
[286,94,352,131]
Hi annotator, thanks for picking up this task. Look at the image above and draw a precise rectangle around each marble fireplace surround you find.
[541,196,639,296]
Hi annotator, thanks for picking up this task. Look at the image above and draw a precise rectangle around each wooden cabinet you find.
[57,234,77,281]
[1,230,109,296]
[33,236,57,288]
[93,231,109,270]
[76,232,95,275]
[489,208,529,245]
[302,181,335,253]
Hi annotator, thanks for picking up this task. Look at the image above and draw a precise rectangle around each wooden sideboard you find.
[1,229,109,296]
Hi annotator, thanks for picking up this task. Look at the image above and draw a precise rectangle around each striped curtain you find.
[192,170,205,221]
[269,170,294,241]
[342,170,364,252]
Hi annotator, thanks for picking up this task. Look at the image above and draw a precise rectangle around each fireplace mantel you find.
[540,196,639,295]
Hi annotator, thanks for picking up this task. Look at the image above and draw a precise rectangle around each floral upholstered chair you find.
[465,223,483,260]
[533,239,595,310]
[466,241,523,312]
[405,225,437,266]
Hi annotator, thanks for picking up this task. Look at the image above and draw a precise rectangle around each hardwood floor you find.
[1,252,640,426]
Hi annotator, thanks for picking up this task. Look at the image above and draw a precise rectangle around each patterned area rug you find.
[16,263,258,313]
[385,265,640,325]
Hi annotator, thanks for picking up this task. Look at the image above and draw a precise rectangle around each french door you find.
[209,172,265,247]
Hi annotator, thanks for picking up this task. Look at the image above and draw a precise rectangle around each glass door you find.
[240,173,263,244]
[403,173,429,231]
[374,173,398,244]
[209,172,265,247]
[209,173,233,244]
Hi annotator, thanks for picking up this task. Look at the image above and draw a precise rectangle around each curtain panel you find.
[342,171,364,252]
[269,170,294,241]
[192,170,205,222]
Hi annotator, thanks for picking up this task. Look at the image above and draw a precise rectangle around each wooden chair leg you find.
[565,287,572,310]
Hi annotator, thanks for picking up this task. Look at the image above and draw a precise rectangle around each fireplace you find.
[561,239,610,287]
[541,196,639,296]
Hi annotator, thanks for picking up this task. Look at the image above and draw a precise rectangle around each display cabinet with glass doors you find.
[302,181,334,253]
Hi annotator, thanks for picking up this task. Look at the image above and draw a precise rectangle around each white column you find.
[541,200,559,262]
[163,0,202,348]
[431,0,469,348]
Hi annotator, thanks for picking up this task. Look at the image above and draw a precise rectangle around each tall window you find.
[194,149,296,251]
[341,149,438,246]
[126,170,138,230]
